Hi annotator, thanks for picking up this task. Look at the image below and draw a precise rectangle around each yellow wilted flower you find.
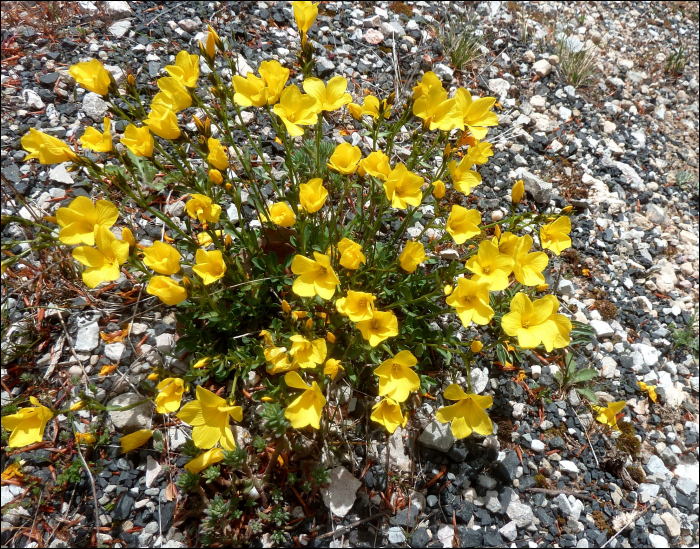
[446,205,481,244]
[69,59,111,95]
[324,359,344,380]
[471,341,483,353]
[155,378,185,413]
[73,225,129,288]
[303,76,352,111]
[177,386,241,450]
[259,60,290,105]
[121,124,153,157]
[413,85,461,131]
[375,351,420,403]
[465,240,514,291]
[185,447,224,473]
[75,432,96,445]
[399,240,426,273]
[80,117,113,152]
[412,71,443,100]
[186,194,221,223]
[207,138,229,170]
[383,164,424,209]
[142,241,181,275]
[370,398,407,434]
[273,85,319,136]
[293,1,319,35]
[540,217,572,255]
[1,397,53,448]
[512,179,525,205]
[356,310,399,347]
[152,77,192,113]
[592,401,626,431]
[299,178,328,213]
[512,235,548,287]
[289,335,327,369]
[327,142,361,174]
[337,238,366,270]
[292,310,308,321]
[637,381,658,403]
[260,330,274,346]
[284,371,326,429]
[454,88,499,140]
[501,293,560,351]
[262,202,296,227]
[446,277,494,327]
[21,128,77,164]
[56,196,118,245]
[305,318,314,330]
[145,105,181,140]
[448,155,482,196]
[358,150,391,180]
[347,95,390,120]
[147,276,187,305]
[336,290,376,322]
[432,179,446,199]
[120,429,154,453]
[209,169,223,185]
[291,252,339,300]
[436,384,493,438]
[193,249,226,285]
[1,462,24,480]
[164,50,199,87]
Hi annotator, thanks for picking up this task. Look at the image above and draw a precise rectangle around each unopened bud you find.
[471,341,483,353]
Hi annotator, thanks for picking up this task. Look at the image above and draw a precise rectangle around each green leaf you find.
[496,344,509,367]
[565,352,576,377]
[126,150,156,186]
[575,387,598,404]
[572,368,598,383]
[553,370,563,386]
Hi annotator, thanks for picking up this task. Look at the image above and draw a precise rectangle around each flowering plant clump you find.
[5,2,598,539]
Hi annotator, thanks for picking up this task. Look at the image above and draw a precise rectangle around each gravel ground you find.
[1,1,698,548]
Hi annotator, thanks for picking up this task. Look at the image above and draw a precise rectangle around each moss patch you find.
[595,300,618,321]
[389,1,413,17]
[592,510,614,536]
[626,465,645,484]
[615,421,641,458]
[534,474,549,488]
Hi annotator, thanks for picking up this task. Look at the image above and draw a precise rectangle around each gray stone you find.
[434,63,454,80]
[499,520,518,542]
[387,526,405,544]
[646,204,668,225]
[320,466,362,518]
[316,57,335,78]
[506,500,534,527]
[145,455,162,488]
[659,447,679,468]
[107,392,153,433]
[178,18,201,33]
[22,89,45,110]
[155,333,174,353]
[675,477,697,496]
[83,92,109,120]
[638,483,660,503]
[590,320,614,339]
[645,456,671,478]
[533,59,553,77]
[418,419,455,452]
[109,19,132,38]
[75,322,100,352]
[488,78,510,99]
[556,279,575,297]
[514,168,552,203]
[478,474,497,490]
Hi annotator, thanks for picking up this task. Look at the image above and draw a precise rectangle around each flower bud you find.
[305,318,314,331]
[443,285,453,296]
[511,179,524,205]
[260,396,273,402]
[281,300,291,314]
[471,341,483,353]
[182,275,193,291]
[69,401,85,411]
[443,143,451,159]
[147,372,159,381]
[494,225,501,240]
[432,179,446,199]
[536,284,549,292]
[225,183,232,190]
[561,205,573,213]
[326,332,336,343]
[209,169,223,185]
[127,73,135,86]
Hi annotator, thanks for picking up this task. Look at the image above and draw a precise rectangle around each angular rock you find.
[320,466,362,518]
[145,455,162,488]
[22,89,45,110]
[533,59,552,77]
[109,19,132,38]
[83,92,109,121]
[648,533,670,548]
[488,78,510,99]
[523,50,536,63]
[418,419,455,452]
[107,392,153,433]
[49,164,74,185]
[103,1,133,20]
[590,319,614,339]
[75,322,100,352]
[506,501,534,527]
[514,168,551,203]
[660,512,681,538]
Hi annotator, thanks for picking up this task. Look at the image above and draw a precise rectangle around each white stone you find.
[109,19,132,38]
[506,500,535,527]
[487,78,510,99]
[103,1,133,19]
[660,512,681,538]
[675,463,699,485]
[145,455,162,488]
[75,322,100,352]
[499,520,518,542]
[559,460,580,475]
[22,89,45,110]
[387,527,405,544]
[590,320,614,338]
[320,466,362,518]
[104,342,126,363]
[648,533,670,548]
[523,50,536,63]
[436,524,454,548]
[600,356,617,379]
[107,392,153,433]
[631,343,660,367]
[83,92,109,121]
[49,164,74,185]
[514,168,551,203]
[470,367,489,394]
[533,59,552,77]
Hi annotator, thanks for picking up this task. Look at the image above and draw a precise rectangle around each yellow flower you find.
[265,346,295,375]
[69,59,111,95]
[122,227,135,248]
[259,60,290,105]
[592,401,626,430]
[446,205,481,244]
[185,447,225,473]
[540,295,572,349]
[284,371,326,429]
[512,179,525,205]
[337,238,366,270]
[164,50,199,87]
[75,432,96,445]
[303,76,352,111]
[293,1,319,35]
[232,72,269,107]
[465,240,514,291]
[327,142,361,174]
[289,335,327,369]
[471,341,483,353]
[147,276,187,305]
[152,77,192,113]
[358,150,391,180]
[147,373,160,381]
[448,156,482,196]
[637,381,658,403]
[291,252,340,300]
[512,235,548,286]
[120,429,154,453]
[370,398,407,434]
[540,217,572,255]
[399,240,426,273]
[1,462,24,480]
[80,117,113,152]
[69,401,85,411]
[186,194,221,223]
[155,378,185,413]
[324,359,344,380]
[336,290,376,322]
[261,202,296,227]
[299,178,328,213]
[21,128,77,164]
[454,88,499,140]
[432,179,446,199]
[383,164,424,209]
[121,124,154,157]
[177,386,241,450]
[465,141,494,165]
[197,230,223,247]
[413,85,461,131]
[193,249,226,285]
[72,225,130,289]
[436,384,493,439]
[56,196,118,245]
[273,85,319,136]
[145,105,181,140]
[375,351,420,403]
[445,277,494,327]
[1,397,53,448]
[501,293,560,351]
[199,25,220,59]
[260,330,274,346]
[206,137,229,170]
[348,95,390,120]
[142,241,181,275]
[356,310,399,347]
[412,71,444,100]
[209,169,223,185]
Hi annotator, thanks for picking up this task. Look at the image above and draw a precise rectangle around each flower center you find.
[358,299,366,308]
[522,320,531,328]
[483,266,491,274]
[371,320,380,330]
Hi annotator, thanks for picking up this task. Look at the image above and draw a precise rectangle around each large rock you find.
[581,173,626,214]
[320,466,361,518]
[107,392,153,433]
[514,168,552,203]
[83,92,109,121]
[418,419,455,452]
